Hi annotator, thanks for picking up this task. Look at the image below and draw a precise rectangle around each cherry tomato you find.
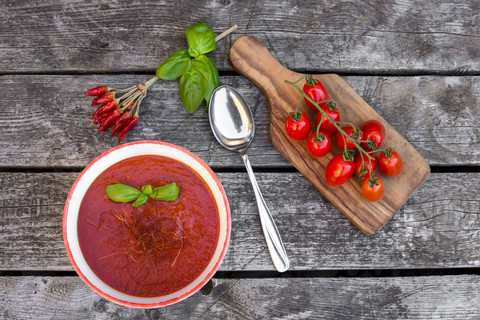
[379,148,403,177]
[354,152,378,177]
[303,75,330,112]
[362,175,385,202]
[362,120,385,150]
[314,102,340,136]
[307,132,331,157]
[334,126,363,150]
[325,153,355,186]
[285,111,311,141]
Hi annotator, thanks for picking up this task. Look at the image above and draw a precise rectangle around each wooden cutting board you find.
[229,35,430,235]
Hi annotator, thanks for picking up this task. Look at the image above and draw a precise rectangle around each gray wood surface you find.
[1,275,479,319]
[1,171,479,271]
[0,0,478,74]
[1,0,479,318]
[1,75,478,168]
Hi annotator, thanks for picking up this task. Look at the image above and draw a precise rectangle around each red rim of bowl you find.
[63,140,231,308]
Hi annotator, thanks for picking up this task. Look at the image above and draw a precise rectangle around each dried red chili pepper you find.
[91,100,118,119]
[84,86,108,96]
[118,116,138,142]
[93,110,111,125]
[92,92,115,106]
[98,109,122,132]
[111,112,132,136]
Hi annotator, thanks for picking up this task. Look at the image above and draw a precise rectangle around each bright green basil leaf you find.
[179,60,208,113]
[151,183,180,201]
[186,21,216,57]
[106,184,141,202]
[141,184,153,195]
[195,55,219,104]
[156,49,192,80]
[132,193,148,207]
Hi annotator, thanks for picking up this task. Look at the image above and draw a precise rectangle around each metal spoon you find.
[209,85,290,273]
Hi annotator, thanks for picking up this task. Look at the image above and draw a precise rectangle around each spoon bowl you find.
[209,85,289,273]
[209,86,254,152]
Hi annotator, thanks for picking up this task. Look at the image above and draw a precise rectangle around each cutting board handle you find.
[229,36,301,100]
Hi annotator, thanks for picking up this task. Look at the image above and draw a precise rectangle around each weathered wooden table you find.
[1,1,479,319]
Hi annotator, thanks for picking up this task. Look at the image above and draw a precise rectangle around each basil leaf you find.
[106,184,141,202]
[151,183,180,201]
[156,49,192,80]
[195,55,219,104]
[132,193,148,207]
[179,60,207,113]
[141,184,153,195]
[186,21,216,57]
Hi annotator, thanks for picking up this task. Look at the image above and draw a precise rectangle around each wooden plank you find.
[1,172,479,271]
[0,0,478,74]
[1,275,479,319]
[229,35,430,235]
[0,75,478,168]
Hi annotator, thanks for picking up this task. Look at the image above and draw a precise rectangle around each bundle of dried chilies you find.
[84,22,237,142]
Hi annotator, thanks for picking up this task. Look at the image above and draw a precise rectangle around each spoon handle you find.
[240,152,290,272]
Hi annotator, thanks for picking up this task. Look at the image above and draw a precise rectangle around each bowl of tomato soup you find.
[63,141,230,308]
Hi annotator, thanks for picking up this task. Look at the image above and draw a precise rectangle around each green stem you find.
[373,148,389,154]
[285,79,374,161]
[368,156,374,180]
[334,121,356,128]
[293,96,302,117]
[292,75,307,85]
[314,114,325,141]
[305,74,316,86]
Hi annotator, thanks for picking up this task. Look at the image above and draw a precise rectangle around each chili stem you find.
[117,87,137,101]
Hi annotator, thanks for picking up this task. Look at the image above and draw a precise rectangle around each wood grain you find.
[1,172,479,271]
[1,275,480,319]
[0,74,478,168]
[0,0,478,74]
[229,35,430,234]
[1,0,478,316]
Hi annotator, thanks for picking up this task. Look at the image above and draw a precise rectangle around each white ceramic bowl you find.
[63,141,231,308]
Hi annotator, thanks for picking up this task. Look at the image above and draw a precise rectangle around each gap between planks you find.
[1,70,480,77]
[2,268,480,278]
[0,166,479,174]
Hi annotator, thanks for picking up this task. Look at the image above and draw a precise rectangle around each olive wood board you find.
[229,35,431,235]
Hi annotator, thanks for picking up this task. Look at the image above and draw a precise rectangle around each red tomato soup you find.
[77,155,220,297]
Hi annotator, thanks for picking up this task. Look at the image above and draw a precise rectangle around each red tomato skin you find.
[334,126,363,150]
[362,175,385,202]
[325,154,355,186]
[362,120,386,149]
[354,153,378,177]
[379,150,403,177]
[285,112,311,141]
[303,80,330,112]
[314,106,340,136]
[307,132,332,157]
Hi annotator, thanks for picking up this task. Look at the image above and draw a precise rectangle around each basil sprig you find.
[156,50,192,80]
[156,21,220,113]
[106,183,180,207]
[185,22,216,57]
